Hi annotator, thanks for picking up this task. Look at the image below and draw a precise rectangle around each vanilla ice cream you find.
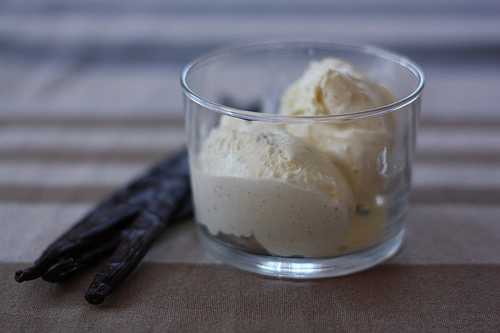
[280,58,394,118]
[192,117,354,257]
[192,58,397,257]
[280,58,395,209]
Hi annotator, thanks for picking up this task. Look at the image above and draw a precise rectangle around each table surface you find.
[1,1,500,332]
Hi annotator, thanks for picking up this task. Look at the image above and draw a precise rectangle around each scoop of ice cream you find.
[280,58,396,207]
[280,58,394,118]
[199,117,353,203]
[193,117,355,256]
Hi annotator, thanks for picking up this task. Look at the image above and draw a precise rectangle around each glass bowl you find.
[181,42,424,278]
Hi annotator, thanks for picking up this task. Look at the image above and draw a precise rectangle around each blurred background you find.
[1,0,499,119]
[0,0,499,205]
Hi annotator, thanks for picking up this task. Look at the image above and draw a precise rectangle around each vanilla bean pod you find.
[15,149,192,304]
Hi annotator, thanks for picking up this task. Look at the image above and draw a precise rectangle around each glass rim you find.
[180,41,425,123]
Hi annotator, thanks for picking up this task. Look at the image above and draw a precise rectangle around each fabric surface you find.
[2,264,500,332]
[1,0,500,332]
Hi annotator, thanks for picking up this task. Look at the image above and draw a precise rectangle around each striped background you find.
[1,1,500,331]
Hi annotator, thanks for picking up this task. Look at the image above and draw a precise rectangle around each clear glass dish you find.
[181,42,424,278]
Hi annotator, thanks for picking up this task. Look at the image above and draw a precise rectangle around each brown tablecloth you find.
[2,264,500,332]
[1,1,500,332]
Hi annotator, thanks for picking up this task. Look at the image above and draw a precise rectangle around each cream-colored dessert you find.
[192,58,396,257]
[280,58,395,208]
[280,59,396,249]
[192,118,354,257]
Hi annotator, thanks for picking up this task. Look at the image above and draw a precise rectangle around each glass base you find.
[199,228,404,279]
